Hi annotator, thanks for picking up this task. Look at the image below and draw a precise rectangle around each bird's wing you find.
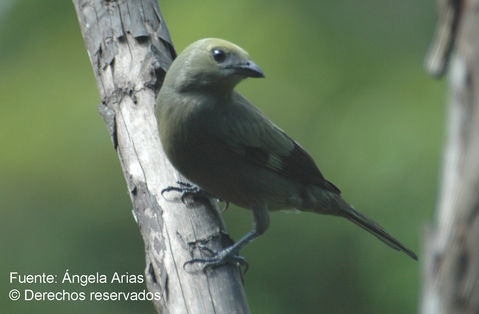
[215,92,340,194]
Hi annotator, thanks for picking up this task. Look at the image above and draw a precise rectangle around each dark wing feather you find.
[215,92,340,194]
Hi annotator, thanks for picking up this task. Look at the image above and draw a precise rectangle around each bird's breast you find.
[159,102,213,177]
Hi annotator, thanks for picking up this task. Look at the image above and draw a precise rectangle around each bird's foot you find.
[161,181,229,210]
[184,243,249,274]
[161,181,210,204]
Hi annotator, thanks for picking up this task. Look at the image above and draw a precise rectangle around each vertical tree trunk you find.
[423,0,479,313]
[72,1,250,313]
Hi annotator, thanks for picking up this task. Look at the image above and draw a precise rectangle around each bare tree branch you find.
[72,1,250,313]
[422,0,479,313]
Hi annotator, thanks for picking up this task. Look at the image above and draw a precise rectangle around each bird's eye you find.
[212,49,226,63]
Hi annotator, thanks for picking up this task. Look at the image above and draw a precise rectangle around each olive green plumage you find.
[156,38,417,265]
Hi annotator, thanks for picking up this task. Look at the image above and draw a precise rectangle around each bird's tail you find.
[338,204,417,260]
[309,190,417,260]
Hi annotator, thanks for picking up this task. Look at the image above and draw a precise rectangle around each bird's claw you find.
[220,200,230,212]
[183,245,249,274]
[161,181,208,204]
[162,182,230,211]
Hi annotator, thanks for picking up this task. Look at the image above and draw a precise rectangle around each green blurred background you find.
[1,0,443,313]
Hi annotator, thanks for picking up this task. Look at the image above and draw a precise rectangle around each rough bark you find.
[422,0,479,313]
[72,1,250,313]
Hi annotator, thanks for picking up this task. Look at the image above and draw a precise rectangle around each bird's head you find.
[165,38,264,93]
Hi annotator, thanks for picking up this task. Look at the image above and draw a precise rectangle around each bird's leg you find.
[161,181,211,203]
[184,206,270,272]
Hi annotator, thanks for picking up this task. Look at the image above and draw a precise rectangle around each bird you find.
[155,38,417,268]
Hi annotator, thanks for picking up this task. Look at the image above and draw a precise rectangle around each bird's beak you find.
[229,60,265,78]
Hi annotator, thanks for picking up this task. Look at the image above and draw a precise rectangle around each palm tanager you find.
[156,38,417,268]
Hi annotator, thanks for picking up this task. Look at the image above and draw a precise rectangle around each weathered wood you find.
[72,1,250,313]
[424,0,461,77]
[422,0,479,313]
